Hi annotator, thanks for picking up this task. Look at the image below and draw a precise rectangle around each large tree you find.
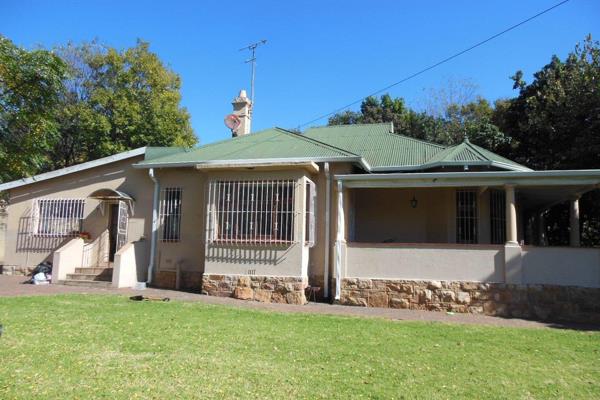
[52,40,197,168]
[0,35,67,182]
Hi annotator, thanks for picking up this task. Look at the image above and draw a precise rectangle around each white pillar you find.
[334,180,345,301]
[537,212,547,246]
[570,197,581,247]
[505,185,518,245]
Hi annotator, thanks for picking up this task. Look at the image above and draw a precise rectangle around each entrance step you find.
[74,267,113,275]
[59,279,112,288]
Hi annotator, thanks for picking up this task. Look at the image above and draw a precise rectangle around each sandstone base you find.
[153,270,202,292]
[1,265,35,276]
[340,278,600,324]
[202,274,308,305]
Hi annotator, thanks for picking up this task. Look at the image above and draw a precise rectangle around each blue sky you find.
[2,0,599,145]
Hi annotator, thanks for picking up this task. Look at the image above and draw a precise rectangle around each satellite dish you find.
[224,114,241,131]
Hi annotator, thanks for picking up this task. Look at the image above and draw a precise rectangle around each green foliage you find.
[1,294,599,399]
[52,40,197,168]
[0,35,67,181]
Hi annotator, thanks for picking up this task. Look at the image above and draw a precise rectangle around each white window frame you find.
[305,178,316,247]
[159,188,183,242]
[456,190,478,244]
[206,179,298,245]
[31,198,85,237]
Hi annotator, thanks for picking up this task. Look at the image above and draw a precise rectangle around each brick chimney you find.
[231,89,252,137]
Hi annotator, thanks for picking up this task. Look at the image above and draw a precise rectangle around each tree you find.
[0,35,67,182]
[494,35,600,246]
[52,40,197,168]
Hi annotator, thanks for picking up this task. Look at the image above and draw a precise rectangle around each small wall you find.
[51,238,84,282]
[522,247,600,288]
[340,278,600,324]
[113,241,147,288]
[346,243,504,282]
[202,274,308,305]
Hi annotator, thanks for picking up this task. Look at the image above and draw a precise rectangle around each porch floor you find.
[0,275,596,331]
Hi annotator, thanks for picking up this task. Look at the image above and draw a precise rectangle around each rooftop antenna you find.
[239,39,267,105]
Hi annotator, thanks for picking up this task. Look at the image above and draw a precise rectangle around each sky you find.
[2,0,599,145]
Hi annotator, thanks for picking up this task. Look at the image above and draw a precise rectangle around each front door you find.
[108,204,119,262]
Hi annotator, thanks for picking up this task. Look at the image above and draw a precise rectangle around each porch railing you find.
[81,229,109,268]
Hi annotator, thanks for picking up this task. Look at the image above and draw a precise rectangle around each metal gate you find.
[116,200,129,251]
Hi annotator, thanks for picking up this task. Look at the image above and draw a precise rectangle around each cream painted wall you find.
[346,243,505,282]
[3,156,153,269]
[522,246,600,288]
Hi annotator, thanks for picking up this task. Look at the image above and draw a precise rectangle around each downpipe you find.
[147,168,160,285]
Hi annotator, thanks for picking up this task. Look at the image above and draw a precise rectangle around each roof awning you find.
[88,189,135,215]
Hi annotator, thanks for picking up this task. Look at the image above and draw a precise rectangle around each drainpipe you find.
[147,168,160,284]
[323,162,331,299]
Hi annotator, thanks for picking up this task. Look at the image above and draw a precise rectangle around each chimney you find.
[231,89,252,137]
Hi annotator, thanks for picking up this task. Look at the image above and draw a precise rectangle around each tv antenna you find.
[239,39,267,105]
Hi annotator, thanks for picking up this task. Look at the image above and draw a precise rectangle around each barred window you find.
[206,180,298,245]
[490,189,506,244]
[305,179,316,247]
[456,190,478,244]
[159,188,182,242]
[31,198,85,237]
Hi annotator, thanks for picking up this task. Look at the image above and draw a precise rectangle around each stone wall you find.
[202,274,308,305]
[1,265,34,276]
[341,278,600,324]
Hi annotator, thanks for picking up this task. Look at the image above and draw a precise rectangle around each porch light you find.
[410,196,418,209]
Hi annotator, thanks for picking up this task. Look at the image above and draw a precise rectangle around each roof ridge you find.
[306,122,392,129]
[461,140,492,161]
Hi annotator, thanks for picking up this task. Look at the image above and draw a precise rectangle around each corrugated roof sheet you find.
[303,123,445,169]
[424,139,531,171]
[136,128,357,166]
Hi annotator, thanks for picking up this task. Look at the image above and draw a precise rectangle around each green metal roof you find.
[422,139,532,171]
[303,123,445,169]
[136,123,531,172]
[135,128,358,167]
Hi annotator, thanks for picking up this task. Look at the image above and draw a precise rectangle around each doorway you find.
[108,204,119,262]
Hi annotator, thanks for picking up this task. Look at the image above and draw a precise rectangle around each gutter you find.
[147,168,160,285]
[323,162,331,299]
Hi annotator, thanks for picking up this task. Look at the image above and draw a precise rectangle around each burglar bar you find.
[159,188,182,242]
[206,179,298,245]
[30,198,85,237]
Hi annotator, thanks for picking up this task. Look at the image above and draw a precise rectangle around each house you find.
[1,90,599,323]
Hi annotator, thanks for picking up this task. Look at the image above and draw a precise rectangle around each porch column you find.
[504,185,522,284]
[569,196,581,247]
[334,180,345,301]
[537,212,547,246]
[505,185,518,245]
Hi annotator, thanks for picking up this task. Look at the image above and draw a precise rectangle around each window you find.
[206,180,297,244]
[490,189,506,244]
[159,188,182,242]
[456,190,478,244]
[305,179,316,247]
[31,198,85,237]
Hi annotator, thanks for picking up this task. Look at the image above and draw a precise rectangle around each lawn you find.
[0,295,599,399]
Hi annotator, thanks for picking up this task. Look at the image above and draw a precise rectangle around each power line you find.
[297,0,571,129]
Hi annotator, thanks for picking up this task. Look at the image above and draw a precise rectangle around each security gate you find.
[116,200,129,251]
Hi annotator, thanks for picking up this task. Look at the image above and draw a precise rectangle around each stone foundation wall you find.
[1,265,35,276]
[202,274,308,305]
[341,278,600,324]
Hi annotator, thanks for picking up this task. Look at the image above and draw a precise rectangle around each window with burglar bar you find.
[206,180,298,244]
[31,198,85,237]
[456,190,478,244]
[490,189,506,244]
[159,188,182,242]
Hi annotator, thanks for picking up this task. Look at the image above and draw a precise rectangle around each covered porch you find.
[333,170,600,303]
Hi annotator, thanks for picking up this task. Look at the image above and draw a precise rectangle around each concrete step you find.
[59,279,112,288]
[75,267,112,275]
[66,273,112,281]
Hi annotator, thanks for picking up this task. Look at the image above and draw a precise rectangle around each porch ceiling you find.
[517,185,593,212]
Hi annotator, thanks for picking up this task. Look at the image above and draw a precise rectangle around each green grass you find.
[0,295,599,399]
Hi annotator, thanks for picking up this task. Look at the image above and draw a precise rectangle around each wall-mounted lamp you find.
[410,196,418,209]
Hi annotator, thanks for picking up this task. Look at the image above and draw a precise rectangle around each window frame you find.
[456,189,478,244]
[159,187,183,243]
[31,198,85,237]
[206,179,298,245]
